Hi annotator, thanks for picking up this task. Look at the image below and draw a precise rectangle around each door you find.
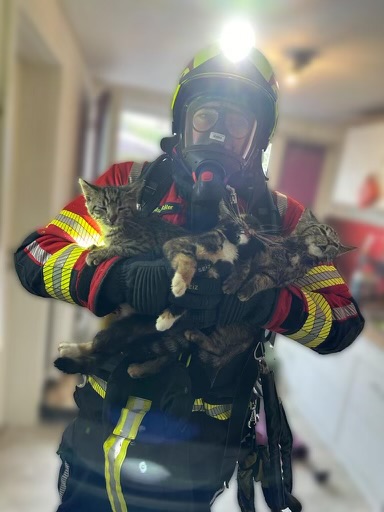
[277,140,326,209]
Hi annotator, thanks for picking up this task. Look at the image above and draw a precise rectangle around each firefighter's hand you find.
[99,253,223,328]
[216,287,279,327]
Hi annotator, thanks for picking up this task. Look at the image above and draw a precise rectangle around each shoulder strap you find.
[254,188,282,235]
[128,161,146,184]
[132,155,174,216]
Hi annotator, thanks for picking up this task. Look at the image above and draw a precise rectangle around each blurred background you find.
[0,0,384,511]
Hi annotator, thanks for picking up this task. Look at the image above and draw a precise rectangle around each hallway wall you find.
[0,0,95,426]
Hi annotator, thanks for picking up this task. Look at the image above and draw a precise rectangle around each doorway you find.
[277,140,326,209]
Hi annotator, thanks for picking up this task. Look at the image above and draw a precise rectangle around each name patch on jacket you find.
[153,203,182,215]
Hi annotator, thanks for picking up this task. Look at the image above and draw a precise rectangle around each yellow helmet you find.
[171,44,279,152]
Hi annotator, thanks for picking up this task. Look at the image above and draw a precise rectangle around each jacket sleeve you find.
[263,192,365,354]
[13,162,136,315]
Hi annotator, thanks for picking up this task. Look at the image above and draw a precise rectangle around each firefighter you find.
[14,44,364,512]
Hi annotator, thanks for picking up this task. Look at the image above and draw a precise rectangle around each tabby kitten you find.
[79,178,186,265]
[223,208,354,301]
[79,178,250,330]
[55,314,255,381]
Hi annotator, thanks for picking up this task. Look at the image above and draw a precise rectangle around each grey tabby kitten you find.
[79,178,186,266]
[223,208,354,301]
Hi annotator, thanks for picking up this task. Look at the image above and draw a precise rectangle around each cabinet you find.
[275,333,384,509]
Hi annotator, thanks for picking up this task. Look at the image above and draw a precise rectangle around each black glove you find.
[97,252,223,329]
[216,287,279,328]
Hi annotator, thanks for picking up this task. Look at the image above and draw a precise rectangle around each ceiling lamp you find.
[285,48,318,86]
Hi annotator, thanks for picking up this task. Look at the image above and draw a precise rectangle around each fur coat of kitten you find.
[54,180,353,380]
[56,314,256,382]
[223,208,354,301]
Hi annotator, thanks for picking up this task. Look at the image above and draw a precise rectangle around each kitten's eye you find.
[93,207,106,214]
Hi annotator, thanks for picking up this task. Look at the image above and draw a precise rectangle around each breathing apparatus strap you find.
[249,183,282,234]
[135,155,174,216]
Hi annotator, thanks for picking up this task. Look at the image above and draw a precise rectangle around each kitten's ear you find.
[300,208,318,223]
[79,178,99,200]
[338,244,357,256]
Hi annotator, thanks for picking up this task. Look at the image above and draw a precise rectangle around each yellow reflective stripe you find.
[42,244,85,303]
[295,264,345,291]
[104,397,151,512]
[88,376,106,398]
[300,277,345,291]
[288,291,332,348]
[87,376,231,423]
[51,209,102,248]
[193,46,220,69]
[289,293,317,342]
[192,398,232,420]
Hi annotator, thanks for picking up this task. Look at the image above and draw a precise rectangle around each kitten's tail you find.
[54,355,98,375]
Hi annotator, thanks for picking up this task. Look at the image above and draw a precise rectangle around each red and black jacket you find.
[14,160,364,355]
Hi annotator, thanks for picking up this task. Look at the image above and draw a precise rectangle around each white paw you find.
[156,311,177,331]
[58,342,81,357]
[171,273,187,297]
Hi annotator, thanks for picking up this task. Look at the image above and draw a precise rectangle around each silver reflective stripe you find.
[129,162,145,183]
[293,265,344,291]
[25,240,51,265]
[332,303,358,320]
[274,191,288,218]
[59,460,70,499]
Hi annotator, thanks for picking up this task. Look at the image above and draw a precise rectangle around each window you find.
[116,110,171,162]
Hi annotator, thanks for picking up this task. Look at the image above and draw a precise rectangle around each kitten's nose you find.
[109,214,117,224]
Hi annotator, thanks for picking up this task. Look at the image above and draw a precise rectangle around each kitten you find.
[79,178,186,265]
[55,314,255,381]
[54,180,253,378]
[79,178,250,330]
[223,208,354,301]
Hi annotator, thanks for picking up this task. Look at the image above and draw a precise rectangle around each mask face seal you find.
[180,96,258,178]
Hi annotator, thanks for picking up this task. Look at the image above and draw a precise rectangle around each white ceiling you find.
[59,0,384,124]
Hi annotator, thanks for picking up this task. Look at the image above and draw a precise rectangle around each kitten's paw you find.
[184,330,201,342]
[156,310,177,331]
[127,364,145,379]
[58,342,81,358]
[237,284,257,302]
[86,251,102,266]
[171,272,187,297]
[222,276,241,295]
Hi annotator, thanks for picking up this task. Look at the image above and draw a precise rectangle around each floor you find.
[0,408,372,512]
